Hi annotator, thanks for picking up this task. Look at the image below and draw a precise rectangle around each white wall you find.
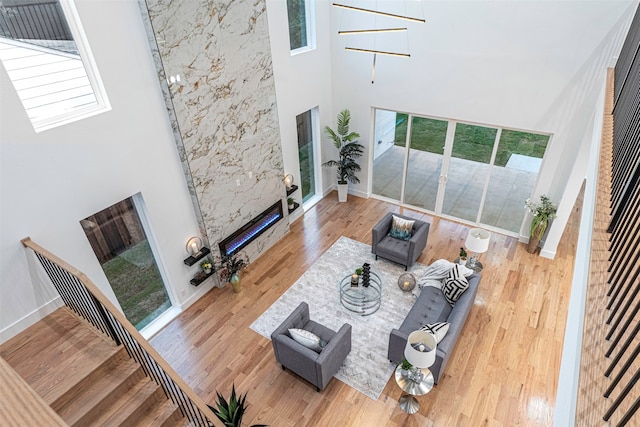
[0,0,206,341]
[266,0,335,204]
[326,0,635,253]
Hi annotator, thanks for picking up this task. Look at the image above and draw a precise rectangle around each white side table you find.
[394,365,434,414]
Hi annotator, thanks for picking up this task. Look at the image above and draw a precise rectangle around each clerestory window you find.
[0,0,109,132]
[286,0,315,53]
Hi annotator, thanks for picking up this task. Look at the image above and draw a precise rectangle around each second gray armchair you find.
[372,212,429,270]
[271,302,352,391]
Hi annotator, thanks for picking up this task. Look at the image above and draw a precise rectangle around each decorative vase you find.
[400,368,410,379]
[459,258,467,266]
[337,183,348,202]
[527,223,544,254]
[204,268,211,274]
[526,237,540,254]
[230,273,242,293]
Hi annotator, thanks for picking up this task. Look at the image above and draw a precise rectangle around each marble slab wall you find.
[139,0,288,263]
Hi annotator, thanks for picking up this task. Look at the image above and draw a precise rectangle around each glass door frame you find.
[370,108,545,238]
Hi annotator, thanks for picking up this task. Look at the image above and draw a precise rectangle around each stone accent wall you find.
[139,0,288,263]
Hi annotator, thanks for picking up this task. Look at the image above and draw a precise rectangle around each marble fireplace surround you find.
[137,0,289,263]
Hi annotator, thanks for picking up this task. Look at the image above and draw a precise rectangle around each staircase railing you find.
[21,237,218,427]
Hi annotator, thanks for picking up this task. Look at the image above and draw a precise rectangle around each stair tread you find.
[56,353,143,424]
[135,397,185,426]
[88,375,164,426]
[0,308,120,404]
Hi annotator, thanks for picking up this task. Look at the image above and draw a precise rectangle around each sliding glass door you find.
[480,129,548,232]
[441,123,498,223]
[371,109,550,235]
[404,116,448,212]
[372,109,405,201]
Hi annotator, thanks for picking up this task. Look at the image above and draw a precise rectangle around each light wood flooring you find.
[150,193,580,426]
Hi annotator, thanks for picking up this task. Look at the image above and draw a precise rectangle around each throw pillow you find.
[289,328,324,352]
[389,215,415,241]
[441,264,469,306]
[420,322,450,343]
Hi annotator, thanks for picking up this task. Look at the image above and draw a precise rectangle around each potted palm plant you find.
[322,109,364,202]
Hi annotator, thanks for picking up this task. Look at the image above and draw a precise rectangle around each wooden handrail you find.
[0,357,68,426]
[21,237,218,426]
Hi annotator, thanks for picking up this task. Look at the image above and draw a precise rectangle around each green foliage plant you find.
[208,384,267,427]
[525,194,558,239]
[400,358,413,370]
[322,109,364,185]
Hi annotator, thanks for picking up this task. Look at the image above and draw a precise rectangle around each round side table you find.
[394,365,434,414]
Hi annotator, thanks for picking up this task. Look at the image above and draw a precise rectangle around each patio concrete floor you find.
[372,145,538,233]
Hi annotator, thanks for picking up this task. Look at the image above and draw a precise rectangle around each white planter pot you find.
[337,183,348,202]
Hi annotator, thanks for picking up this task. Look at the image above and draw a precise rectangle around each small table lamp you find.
[404,330,436,383]
[400,330,437,413]
[465,228,490,271]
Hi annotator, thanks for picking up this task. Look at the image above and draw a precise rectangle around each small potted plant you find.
[287,197,295,210]
[459,247,467,266]
[208,383,267,427]
[200,259,212,274]
[524,194,557,254]
[218,252,248,293]
[400,358,413,379]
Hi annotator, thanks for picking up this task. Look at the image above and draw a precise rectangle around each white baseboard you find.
[323,184,369,200]
[540,248,556,259]
[0,297,64,344]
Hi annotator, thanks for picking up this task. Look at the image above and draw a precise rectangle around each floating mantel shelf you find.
[286,185,299,196]
[288,202,300,214]
[190,270,214,286]
[183,247,211,266]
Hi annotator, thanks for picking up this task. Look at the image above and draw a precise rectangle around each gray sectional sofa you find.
[387,272,481,384]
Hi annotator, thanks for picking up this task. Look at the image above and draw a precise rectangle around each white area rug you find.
[250,236,428,400]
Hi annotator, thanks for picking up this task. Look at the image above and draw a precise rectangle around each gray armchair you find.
[271,302,352,391]
[372,212,430,270]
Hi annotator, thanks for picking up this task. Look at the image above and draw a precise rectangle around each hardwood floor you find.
[150,193,580,426]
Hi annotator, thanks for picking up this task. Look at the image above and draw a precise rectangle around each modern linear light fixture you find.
[338,27,407,35]
[334,1,425,83]
[345,47,410,58]
[333,3,425,23]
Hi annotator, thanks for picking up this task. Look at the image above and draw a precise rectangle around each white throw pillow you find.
[420,322,450,343]
[289,328,323,352]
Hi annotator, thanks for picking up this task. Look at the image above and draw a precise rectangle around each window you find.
[296,109,318,203]
[287,0,314,52]
[0,0,109,132]
[81,196,172,331]
[372,109,550,236]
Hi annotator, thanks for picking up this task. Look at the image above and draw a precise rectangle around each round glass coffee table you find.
[338,271,382,316]
[395,365,434,414]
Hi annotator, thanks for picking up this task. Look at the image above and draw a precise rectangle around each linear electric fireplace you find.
[219,201,284,257]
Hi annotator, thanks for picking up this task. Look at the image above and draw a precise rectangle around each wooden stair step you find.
[53,349,144,426]
[0,307,85,363]
[29,332,120,405]
[0,308,121,405]
[88,375,166,426]
[134,397,186,427]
